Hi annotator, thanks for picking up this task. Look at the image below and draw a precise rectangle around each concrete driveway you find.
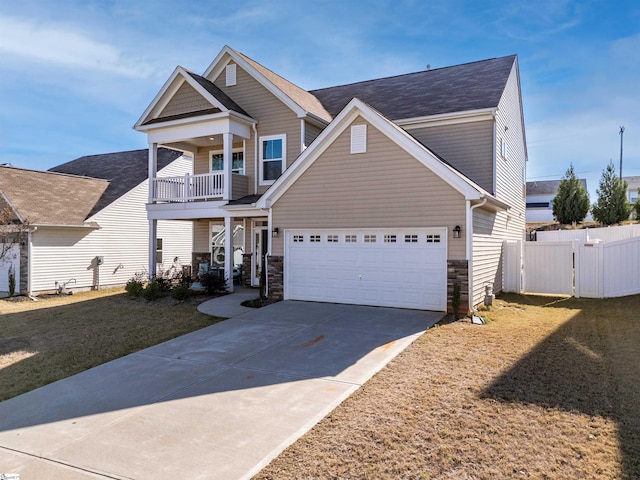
[0,300,442,479]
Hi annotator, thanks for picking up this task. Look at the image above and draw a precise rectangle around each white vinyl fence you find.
[504,237,640,298]
[535,223,640,243]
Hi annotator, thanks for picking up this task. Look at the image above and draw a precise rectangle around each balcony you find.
[152,172,249,203]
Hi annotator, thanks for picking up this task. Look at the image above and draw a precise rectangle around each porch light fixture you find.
[453,225,461,238]
[272,227,279,238]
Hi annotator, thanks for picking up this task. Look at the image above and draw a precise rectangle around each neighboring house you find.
[0,149,192,295]
[135,45,527,312]
[526,178,588,223]
[622,176,640,204]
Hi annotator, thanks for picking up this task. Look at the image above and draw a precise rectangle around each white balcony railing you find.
[152,172,224,202]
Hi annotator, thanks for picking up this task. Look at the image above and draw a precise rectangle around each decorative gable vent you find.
[350,124,367,154]
[226,64,237,87]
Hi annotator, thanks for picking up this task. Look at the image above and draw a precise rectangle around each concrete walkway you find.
[0,295,443,479]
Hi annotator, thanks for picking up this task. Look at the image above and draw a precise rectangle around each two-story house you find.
[135,46,527,312]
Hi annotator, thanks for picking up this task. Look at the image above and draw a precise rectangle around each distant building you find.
[526,178,588,223]
[623,176,640,204]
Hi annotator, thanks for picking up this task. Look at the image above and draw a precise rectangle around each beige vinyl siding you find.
[408,120,494,193]
[304,122,324,149]
[160,81,212,118]
[271,117,466,258]
[194,142,245,175]
[211,59,302,194]
[29,157,193,293]
[193,219,210,252]
[472,63,527,305]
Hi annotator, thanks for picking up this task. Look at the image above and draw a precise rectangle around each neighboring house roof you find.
[0,166,108,226]
[526,179,588,196]
[50,148,183,217]
[310,55,516,121]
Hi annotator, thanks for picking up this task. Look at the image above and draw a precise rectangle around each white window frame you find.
[259,134,286,186]
[156,238,163,264]
[210,148,245,175]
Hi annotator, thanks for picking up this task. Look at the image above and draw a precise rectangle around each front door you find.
[252,227,269,286]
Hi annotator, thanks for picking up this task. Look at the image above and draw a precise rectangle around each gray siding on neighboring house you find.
[160,81,212,118]
[211,58,302,194]
[271,117,467,258]
[407,119,494,193]
[29,157,193,293]
[472,62,527,305]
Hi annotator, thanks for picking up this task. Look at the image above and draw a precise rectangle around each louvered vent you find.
[350,124,367,154]
[226,64,237,86]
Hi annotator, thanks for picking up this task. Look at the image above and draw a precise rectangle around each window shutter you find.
[350,124,367,154]
[226,64,237,86]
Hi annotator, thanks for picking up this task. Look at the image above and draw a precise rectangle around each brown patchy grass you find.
[0,288,224,401]
[255,294,640,480]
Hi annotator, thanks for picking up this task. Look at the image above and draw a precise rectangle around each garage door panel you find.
[285,229,447,311]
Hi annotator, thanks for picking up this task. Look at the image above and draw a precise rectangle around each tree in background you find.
[552,164,590,225]
[591,161,631,225]
[633,189,640,221]
[0,205,29,263]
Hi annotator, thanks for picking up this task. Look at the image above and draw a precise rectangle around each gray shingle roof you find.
[310,55,517,120]
[526,179,588,195]
[186,71,251,117]
[50,148,182,217]
[0,166,108,226]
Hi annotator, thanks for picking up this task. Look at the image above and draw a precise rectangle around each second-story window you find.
[260,134,286,185]
[210,150,244,175]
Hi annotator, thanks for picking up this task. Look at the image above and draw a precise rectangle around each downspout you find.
[27,227,36,296]
[252,123,258,194]
[467,198,488,312]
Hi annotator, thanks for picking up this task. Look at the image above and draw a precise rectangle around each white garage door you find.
[285,228,447,311]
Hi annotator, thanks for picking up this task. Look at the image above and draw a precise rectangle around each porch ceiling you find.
[145,114,253,148]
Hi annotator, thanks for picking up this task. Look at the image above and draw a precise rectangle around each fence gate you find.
[522,242,574,295]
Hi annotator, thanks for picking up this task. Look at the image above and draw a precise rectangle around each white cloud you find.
[0,15,153,78]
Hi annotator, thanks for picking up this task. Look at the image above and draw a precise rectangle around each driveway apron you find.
[0,300,442,479]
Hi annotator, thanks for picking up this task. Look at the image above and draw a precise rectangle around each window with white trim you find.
[500,137,508,160]
[260,134,286,185]
[210,149,244,175]
[156,238,163,264]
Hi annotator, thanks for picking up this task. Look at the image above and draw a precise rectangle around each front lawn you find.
[0,288,224,402]
[255,294,640,479]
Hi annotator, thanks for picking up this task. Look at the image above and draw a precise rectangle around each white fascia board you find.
[142,116,252,144]
[396,107,497,129]
[258,98,486,208]
[31,223,100,229]
[304,111,331,128]
[137,111,254,135]
[134,66,185,129]
[220,205,265,217]
[203,46,308,119]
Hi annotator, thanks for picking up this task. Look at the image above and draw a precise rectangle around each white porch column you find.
[149,219,158,278]
[222,133,233,201]
[224,216,234,292]
[148,142,158,203]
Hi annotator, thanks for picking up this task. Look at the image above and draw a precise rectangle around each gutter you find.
[466,198,488,312]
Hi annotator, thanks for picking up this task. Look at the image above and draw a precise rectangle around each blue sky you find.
[0,0,638,199]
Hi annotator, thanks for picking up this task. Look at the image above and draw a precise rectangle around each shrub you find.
[142,278,165,301]
[8,265,15,297]
[125,279,145,298]
[200,271,227,294]
[171,283,192,301]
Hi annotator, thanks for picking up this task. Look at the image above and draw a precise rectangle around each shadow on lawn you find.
[483,296,640,478]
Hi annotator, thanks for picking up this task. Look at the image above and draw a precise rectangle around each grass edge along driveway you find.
[0,288,224,402]
[254,294,640,480]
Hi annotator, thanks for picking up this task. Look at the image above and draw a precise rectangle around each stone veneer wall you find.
[191,252,211,276]
[242,253,252,287]
[447,259,469,314]
[267,255,283,301]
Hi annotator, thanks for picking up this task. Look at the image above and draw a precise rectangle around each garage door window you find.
[405,234,418,243]
[328,235,338,243]
[384,234,397,243]
[364,234,376,243]
[427,234,441,243]
[345,235,357,243]
[293,235,304,243]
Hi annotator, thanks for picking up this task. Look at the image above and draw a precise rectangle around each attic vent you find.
[226,64,237,86]
[350,124,367,154]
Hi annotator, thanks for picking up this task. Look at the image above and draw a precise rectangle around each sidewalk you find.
[196,287,260,317]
